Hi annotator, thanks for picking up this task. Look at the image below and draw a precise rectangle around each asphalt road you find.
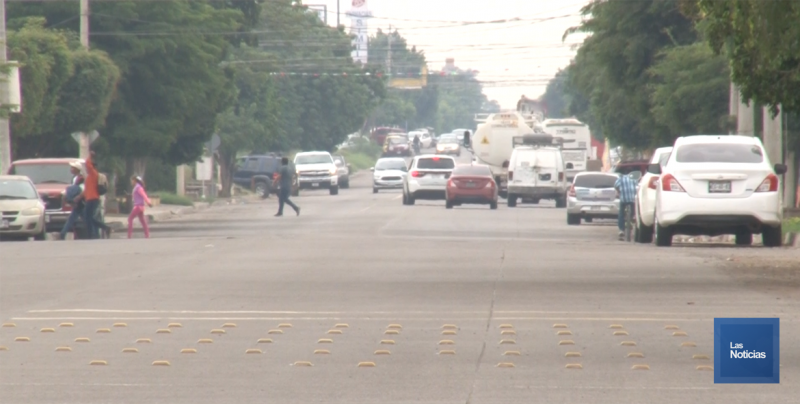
[1,149,799,404]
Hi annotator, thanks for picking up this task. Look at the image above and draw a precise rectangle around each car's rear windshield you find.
[574,174,617,189]
[295,154,333,165]
[675,143,764,163]
[453,165,491,176]
[416,157,455,170]
[439,136,458,144]
[516,151,556,167]
[0,179,38,199]
[375,160,406,170]
[9,163,73,185]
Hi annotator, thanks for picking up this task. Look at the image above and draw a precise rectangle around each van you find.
[506,146,568,208]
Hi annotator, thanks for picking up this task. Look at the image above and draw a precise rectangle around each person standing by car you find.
[58,162,86,240]
[75,151,112,239]
[273,157,300,217]
[128,176,153,238]
[615,173,637,240]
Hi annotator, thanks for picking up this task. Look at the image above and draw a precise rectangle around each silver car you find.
[371,158,408,193]
[566,172,620,225]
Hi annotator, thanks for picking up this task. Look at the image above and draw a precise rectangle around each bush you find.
[152,192,194,206]
[784,217,800,236]
[335,138,381,171]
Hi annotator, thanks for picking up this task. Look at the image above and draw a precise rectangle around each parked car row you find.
[234,152,352,197]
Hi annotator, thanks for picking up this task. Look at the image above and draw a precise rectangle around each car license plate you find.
[465,183,476,188]
[0,219,8,229]
[312,183,319,187]
[591,206,601,210]
[708,181,731,193]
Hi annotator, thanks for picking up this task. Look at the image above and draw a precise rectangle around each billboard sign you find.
[347,0,371,64]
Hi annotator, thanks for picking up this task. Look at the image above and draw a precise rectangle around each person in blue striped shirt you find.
[615,173,638,240]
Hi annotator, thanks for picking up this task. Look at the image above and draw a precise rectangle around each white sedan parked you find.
[652,135,787,247]
[634,146,672,242]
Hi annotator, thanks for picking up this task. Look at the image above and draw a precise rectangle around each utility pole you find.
[336,0,340,27]
[386,25,392,74]
[0,0,11,173]
[78,0,90,159]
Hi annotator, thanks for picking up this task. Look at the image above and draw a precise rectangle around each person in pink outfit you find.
[128,176,153,238]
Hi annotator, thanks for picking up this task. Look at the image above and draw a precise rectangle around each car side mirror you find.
[774,163,787,175]
[369,167,374,172]
[647,163,661,175]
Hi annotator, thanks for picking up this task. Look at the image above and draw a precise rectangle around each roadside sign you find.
[481,136,489,145]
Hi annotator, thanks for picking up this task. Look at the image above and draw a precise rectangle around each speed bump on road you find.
[664,325,679,330]
[503,351,520,356]
[0,346,8,351]
[222,323,237,328]
[557,330,572,336]
[381,340,396,345]
[672,331,688,337]
[41,328,55,333]
[692,354,710,360]
[627,352,645,358]
[245,349,262,354]
[55,347,72,352]
[498,324,513,329]
[620,341,636,346]
[2,323,15,327]
[357,362,376,367]
[136,338,151,344]
[268,329,283,335]
[278,323,292,328]
[496,362,515,368]
[501,330,516,335]
[152,360,171,366]
[438,340,454,345]
[609,324,623,329]
[442,324,458,329]
[438,350,456,355]
[613,331,629,336]
[335,323,349,328]
[96,328,111,334]
[122,348,138,353]
[156,329,172,334]
[113,323,127,328]
[314,349,330,355]
[210,329,226,335]
[374,350,391,355]
[565,364,583,370]
[565,352,581,358]
[198,339,213,344]
[558,340,574,346]
[327,329,343,335]
[553,324,568,329]
[442,330,457,335]
[318,339,333,344]
[89,360,107,366]
[499,339,516,345]
[696,365,713,371]
[59,323,74,328]
[387,324,402,330]
[14,337,30,342]
[75,338,90,343]
[181,349,197,354]
[168,323,182,328]
[257,338,273,344]
[631,364,650,370]
[385,330,399,335]
[681,342,697,348]
[294,361,314,367]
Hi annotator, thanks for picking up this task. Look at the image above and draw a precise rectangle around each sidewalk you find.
[105,202,210,230]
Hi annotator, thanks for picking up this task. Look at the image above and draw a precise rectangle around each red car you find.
[445,164,498,209]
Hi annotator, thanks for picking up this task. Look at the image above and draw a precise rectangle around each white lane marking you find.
[359,204,374,212]
[393,195,402,200]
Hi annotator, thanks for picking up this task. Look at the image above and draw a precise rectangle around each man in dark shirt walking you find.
[273,157,300,217]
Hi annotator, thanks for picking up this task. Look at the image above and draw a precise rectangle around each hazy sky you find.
[310,0,590,109]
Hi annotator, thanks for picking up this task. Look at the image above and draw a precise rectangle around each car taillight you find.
[447,179,455,187]
[411,171,420,177]
[661,174,685,192]
[647,176,659,189]
[755,174,778,192]
[567,185,576,197]
[558,172,564,181]
[485,180,495,188]
[508,171,513,180]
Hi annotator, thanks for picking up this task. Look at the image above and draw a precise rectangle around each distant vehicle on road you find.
[294,151,339,196]
[0,175,46,241]
[651,135,787,247]
[332,155,351,189]
[435,135,461,156]
[614,160,650,178]
[234,154,282,197]
[370,127,405,146]
[566,172,620,225]
[634,147,673,242]
[383,135,411,157]
[506,142,568,208]
[402,155,456,205]
[445,164,498,209]
[371,157,408,193]
[407,130,433,149]
[541,118,594,182]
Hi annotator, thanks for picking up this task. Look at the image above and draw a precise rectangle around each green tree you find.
[541,68,571,118]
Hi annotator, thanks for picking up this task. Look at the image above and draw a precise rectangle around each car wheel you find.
[567,214,581,225]
[654,217,672,247]
[762,224,783,247]
[584,217,593,223]
[341,180,349,189]
[555,196,566,208]
[531,198,540,204]
[329,186,339,196]
[636,205,654,243]
[407,193,415,205]
[734,230,753,246]
[507,195,517,207]
[33,229,47,241]
[445,200,453,209]
[373,187,378,194]
[254,181,268,198]
[490,201,498,210]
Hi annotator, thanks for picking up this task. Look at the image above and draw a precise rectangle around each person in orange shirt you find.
[75,150,111,239]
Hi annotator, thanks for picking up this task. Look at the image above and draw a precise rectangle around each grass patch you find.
[152,192,194,206]
[783,217,800,236]
[335,138,382,171]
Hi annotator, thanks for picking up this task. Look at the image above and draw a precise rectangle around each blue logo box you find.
[714,318,779,384]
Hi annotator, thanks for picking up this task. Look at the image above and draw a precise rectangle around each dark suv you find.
[233,155,283,197]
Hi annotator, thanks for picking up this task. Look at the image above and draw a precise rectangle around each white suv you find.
[402,155,456,205]
[634,146,672,243]
[294,152,339,195]
[652,135,787,247]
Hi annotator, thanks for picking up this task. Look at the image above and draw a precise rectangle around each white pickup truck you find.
[293,151,339,195]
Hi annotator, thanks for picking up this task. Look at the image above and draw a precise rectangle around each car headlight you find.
[329,168,337,175]
[22,207,42,216]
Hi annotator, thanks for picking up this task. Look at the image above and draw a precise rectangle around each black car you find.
[233,154,283,197]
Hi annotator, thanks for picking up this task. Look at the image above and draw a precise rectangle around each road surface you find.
[1,151,798,404]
